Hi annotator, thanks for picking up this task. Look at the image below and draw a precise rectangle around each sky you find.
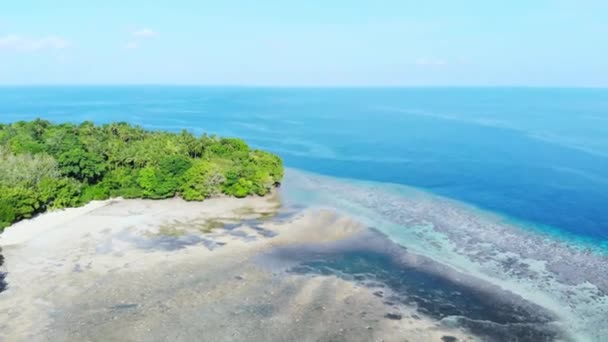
[0,0,607,86]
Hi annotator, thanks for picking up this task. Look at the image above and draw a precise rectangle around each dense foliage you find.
[0,119,283,230]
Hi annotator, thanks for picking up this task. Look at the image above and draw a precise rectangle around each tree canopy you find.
[0,119,284,230]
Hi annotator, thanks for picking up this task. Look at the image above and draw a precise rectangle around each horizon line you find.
[0,84,607,89]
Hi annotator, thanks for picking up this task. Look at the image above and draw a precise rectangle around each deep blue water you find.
[1,86,607,241]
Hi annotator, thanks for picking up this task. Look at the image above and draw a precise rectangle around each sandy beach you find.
[0,194,480,342]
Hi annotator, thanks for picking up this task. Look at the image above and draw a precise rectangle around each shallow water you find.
[262,229,564,342]
[278,169,608,341]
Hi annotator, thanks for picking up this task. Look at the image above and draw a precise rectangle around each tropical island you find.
[0,119,587,342]
[0,119,283,230]
[0,120,594,342]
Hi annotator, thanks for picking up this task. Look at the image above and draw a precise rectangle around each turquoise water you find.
[1,86,606,242]
[278,169,608,341]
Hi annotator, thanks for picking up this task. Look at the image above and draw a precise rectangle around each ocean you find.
[1,86,606,242]
[1,86,607,340]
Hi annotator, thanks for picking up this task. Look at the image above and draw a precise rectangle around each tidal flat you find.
[0,182,584,342]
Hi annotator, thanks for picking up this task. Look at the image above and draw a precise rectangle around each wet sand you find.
[0,193,568,341]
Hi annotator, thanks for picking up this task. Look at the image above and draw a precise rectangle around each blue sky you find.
[1,0,606,86]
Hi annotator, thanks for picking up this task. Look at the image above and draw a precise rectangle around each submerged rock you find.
[384,312,402,320]
[441,336,458,342]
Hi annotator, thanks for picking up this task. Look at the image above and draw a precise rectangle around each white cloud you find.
[126,28,157,50]
[132,28,157,38]
[0,35,70,52]
[415,57,448,67]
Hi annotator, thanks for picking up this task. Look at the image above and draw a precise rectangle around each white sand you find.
[0,199,111,247]
[0,195,475,342]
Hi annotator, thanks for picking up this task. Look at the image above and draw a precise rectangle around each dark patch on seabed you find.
[0,247,7,293]
[268,230,567,342]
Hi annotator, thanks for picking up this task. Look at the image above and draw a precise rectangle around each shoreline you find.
[1,169,606,340]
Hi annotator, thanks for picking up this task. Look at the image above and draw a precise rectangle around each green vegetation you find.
[0,119,284,230]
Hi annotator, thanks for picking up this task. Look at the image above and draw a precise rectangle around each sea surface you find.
[1,86,606,242]
[1,86,608,340]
